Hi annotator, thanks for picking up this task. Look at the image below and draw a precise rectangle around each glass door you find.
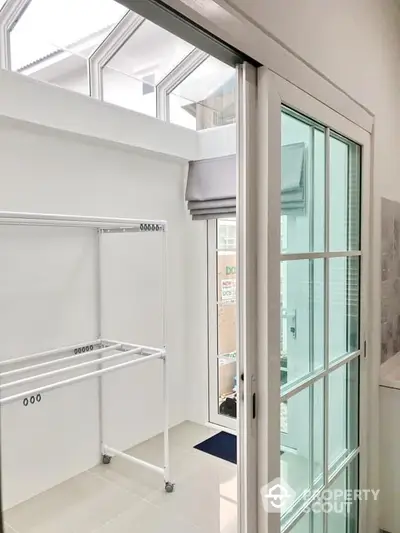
[208,218,237,431]
[257,71,370,533]
[280,108,362,533]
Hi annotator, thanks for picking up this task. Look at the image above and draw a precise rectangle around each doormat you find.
[194,432,286,465]
[194,431,237,464]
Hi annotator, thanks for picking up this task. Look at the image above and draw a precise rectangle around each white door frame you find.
[207,218,237,432]
[207,63,258,533]
[237,62,258,533]
[256,68,371,533]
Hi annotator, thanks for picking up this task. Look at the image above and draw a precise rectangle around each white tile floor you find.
[3,422,237,533]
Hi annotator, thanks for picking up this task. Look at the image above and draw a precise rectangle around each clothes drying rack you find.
[0,210,174,493]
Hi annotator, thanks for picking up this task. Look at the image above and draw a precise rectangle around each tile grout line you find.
[86,467,140,497]
[4,521,19,533]
[89,496,163,533]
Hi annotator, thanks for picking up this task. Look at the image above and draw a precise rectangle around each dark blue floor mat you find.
[194,431,237,464]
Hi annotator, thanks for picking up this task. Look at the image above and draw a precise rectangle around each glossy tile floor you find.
[3,422,237,533]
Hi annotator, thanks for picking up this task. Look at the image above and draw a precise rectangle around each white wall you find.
[0,69,198,161]
[0,118,188,508]
[184,218,209,424]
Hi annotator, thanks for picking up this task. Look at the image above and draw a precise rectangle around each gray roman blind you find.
[281,142,307,215]
[186,155,236,220]
[186,143,306,220]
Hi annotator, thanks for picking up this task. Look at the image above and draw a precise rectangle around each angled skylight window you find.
[169,56,236,130]
[102,19,194,115]
[10,0,127,71]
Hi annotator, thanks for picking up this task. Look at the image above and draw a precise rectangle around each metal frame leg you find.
[96,229,107,464]
[163,353,173,492]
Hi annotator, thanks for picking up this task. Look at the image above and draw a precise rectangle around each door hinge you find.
[364,340,367,359]
[252,392,256,419]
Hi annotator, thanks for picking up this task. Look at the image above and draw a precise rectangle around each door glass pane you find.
[169,56,236,131]
[280,106,362,533]
[328,359,359,473]
[217,219,237,419]
[280,380,324,519]
[288,511,324,533]
[327,459,359,533]
[218,218,237,250]
[329,135,361,252]
[329,257,360,363]
[281,110,325,254]
[281,259,324,388]
[217,252,236,354]
[291,513,310,533]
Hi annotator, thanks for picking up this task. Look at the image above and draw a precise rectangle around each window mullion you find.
[323,126,331,533]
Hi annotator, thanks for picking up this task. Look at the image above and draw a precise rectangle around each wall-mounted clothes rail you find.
[0,210,173,493]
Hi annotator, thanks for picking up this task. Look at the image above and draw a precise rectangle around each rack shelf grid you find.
[0,210,173,493]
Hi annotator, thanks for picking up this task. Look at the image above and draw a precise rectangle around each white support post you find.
[156,49,209,121]
[96,228,105,459]
[161,227,171,488]
[0,0,30,70]
[163,353,170,484]
[88,11,144,99]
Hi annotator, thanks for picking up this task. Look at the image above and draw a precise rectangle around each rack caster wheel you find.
[165,482,174,493]
[102,454,112,465]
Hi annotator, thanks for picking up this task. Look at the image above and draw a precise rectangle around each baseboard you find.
[205,421,237,435]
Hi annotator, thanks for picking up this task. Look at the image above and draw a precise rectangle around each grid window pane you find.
[169,56,236,131]
[328,359,359,473]
[290,512,324,533]
[10,0,126,92]
[291,513,310,533]
[280,106,362,533]
[329,257,360,363]
[327,459,359,533]
[281,380,324,519]
[217,218,236,250]
[217,253,236,354]
[329,135,361,252]
[281,110,325,254]
[281,259,324,388]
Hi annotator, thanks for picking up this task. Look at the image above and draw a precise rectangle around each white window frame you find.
[88,11,144,99]
[257,68,371,533]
